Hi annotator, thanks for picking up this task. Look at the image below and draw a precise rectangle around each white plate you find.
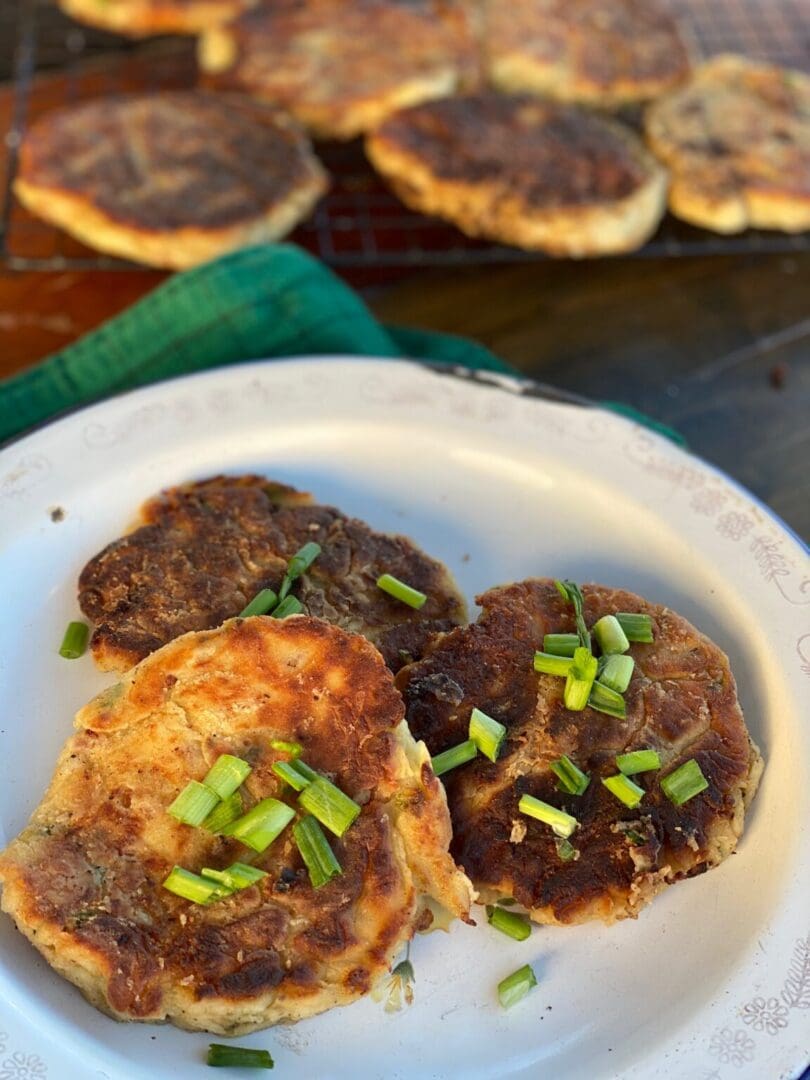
[0,357,808,1080]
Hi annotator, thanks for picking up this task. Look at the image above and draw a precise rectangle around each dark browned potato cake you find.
[397,579,763,925]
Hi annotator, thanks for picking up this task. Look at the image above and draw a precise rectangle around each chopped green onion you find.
[239,588,278,618]
[550,755,590,796]
[592,614,630,656]
[273,761,311,791]
[616,749,661,775]
[661,758,708,806]
[599,654,635,694]
[555,836,579,861]
[202,791,243,833]
[270,739,302,758]
[293,815,342,888]
[207,1044,274,1069]
[519,793,578,838]
[203,754,252,799]
[497,964,537,1009]
[615,612,654,643]
[272,596,304,619]
[554,579,591,651]
[59,621,89,659]
[431,739,477,777]
[486,905,531,941]
[220,798,295,852]
[563,646,598,711]
[278,541,321,602]
[168,780,219,826]
[533,651,574,677]
[542,633,579,657]
[163,866,223,904]
[602,773,645,809]
[201,862,267,891]
[588,681,627,719]
[469,707,506,762]
[376,573,427,610]
[289,759,319,784]
[298,776,361,838]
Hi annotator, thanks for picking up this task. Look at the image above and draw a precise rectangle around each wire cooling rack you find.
[2,0,809,271]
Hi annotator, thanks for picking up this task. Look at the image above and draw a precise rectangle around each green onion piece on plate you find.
[220,798,295,852]
[602,773,645,809]
[599,654,635,694]
[278,541,321,602]
[660,758,708,805]
[168,780,219,826]
[270,739,302,758]
[202,791,243,834]
[239,588,278,618]
[615,612,654,643]
[163,866,224,905]
[298,776,361,837]
[293,815,342,888]
[497,964,537,1009]
[519,793,578,838]
[59,620,89,659]
[272,596,304,619]
[533,651,574,677]
[289,759,319,784]
[563,646,598,711]
[588,681,626,719]
[616,749,661,775]
[202,862,267,891]
[550,754,590,796]
[542,633,579,658]
[207,1044,274,1069]
[592,614,630,655]
[554,580,591,651]
[376,573,427,610]
[469,707,506,762]
[486,905,531,941]
[431,739,477,777]
[555,836,579,861]
[203,754,252,800]
[272,761,312,791]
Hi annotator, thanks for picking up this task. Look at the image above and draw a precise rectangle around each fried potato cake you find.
[366,94,667,256]
[483,0,692,107]
[0,617,474,1033]
[397,579,763,925]
[199,0,480,140]
[645,55,810,234]
[58,0,253,37]
[14,93,327,270]
[78,475,466,675]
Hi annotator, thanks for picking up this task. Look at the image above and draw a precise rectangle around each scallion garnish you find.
[293,815,342,888]
[592,614,630,656]
[486,905,531,941]
[555,836,579,861]
[554,580,591,651]
[59,620,89,659]
[202,791,243,833]
[616,749,661,775]
[207,1044,274,1069]
[376,573,427,610]
[599,654,635,694]
[542,633,579,657]
[270,739,302,758]
[272,760,312,791]
[431,739,477,777]
[563,646,598,711]
[533,651,574,677]
[278,541,321,602]
[201,862,267,891]
[272,596,304,619]
[168,780,219,827]
[497,964,537,1009]
[519,793,578,838]
[163,866,224,904]
[220,798,295,852]
[289,759,320,784]
[615,612,654,643]
[203,754,252,800]
[588,680,626,719]
[298,776,361,837]
[239,588,278,618]
[660,758,708,805]
[469,707,506,762]
[550,755,590,796]
[602,773,645,809]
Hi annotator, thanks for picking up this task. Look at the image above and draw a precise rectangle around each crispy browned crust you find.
[78,475,467,674]
[58,0,253,37]
[199,0,481,140]
[483,0,692,106]
[0,617,473,1033]
[396,579,763,925]
[366,94,667,255]
[14,93,328,269]
[645,55,810,234]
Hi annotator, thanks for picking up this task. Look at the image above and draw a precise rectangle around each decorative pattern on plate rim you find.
[0,1051,48,1080]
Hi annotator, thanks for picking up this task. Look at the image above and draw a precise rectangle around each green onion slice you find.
[469,707,506,762]
[550,755,590,796]
[497,964,537,1009]
[554,580,591,651]
[616,749,661,775]
[431,739,477,777]
[203,754,252,800]
[533,651,574,677]
[376,573,427,610]
[202,792,243,834]
[272,596,304,619]
[293,815,342,888]
[168,780,219,826]
[661,758,708,806]
[542,633,579,658]
[163,866,224,905]
[207,1044,274,1069]
[563,646,598,711]
[270,739,302,758]
[220,798,295,852]
[239,588,278,618]
[486,905,531,941]
[592,614,630,656]
[615,612,654,643]
[599,654,635,694]
[298,776,361,838]
[519,793,578,838]
[59,620,89,659]
[278,541,321,602]
[602,773,645,809]
[588,680,626,719]
[289,759,319,784]
[555,836,579,861]
[201,862,267,891]
[273,760,312,791]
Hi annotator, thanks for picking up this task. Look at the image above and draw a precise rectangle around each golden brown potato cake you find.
[199,0,480,140]
[14,93,327,269]
[483,0,692,107]
[78,475,467,674]
[58,0,253,37]
[366,94,668,256]
[645,55,810,234]
[397,579,763,925]
[0,617,474,1033]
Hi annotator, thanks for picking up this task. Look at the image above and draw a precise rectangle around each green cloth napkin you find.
[0,243,681,445]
